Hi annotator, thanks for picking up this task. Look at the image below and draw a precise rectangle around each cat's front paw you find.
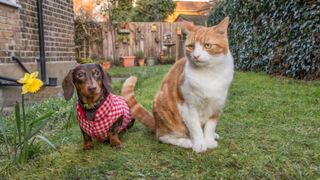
[192,140,207,153]
[177,138,192,148]
[206,138,218,149]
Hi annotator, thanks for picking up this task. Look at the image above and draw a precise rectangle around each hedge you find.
[208,0,320,80]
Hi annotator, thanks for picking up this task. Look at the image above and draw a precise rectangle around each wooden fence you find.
[76,22,186,63]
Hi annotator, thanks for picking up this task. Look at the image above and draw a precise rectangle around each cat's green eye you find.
[204,43,213,49]
[186,44,194,49]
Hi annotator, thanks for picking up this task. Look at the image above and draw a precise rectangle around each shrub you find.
[131,0,175,22]
[74,17,102,45]
[90,54,102,61]
[208,0,320,80]
[78,58,94,64]
[160,55,175,64]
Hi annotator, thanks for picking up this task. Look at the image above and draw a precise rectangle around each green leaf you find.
[29,112,54,128]
[12,116,18,164]
[207,0,319,80]
[27,111,53,140]
[29,118,49,139]
[35,135,57,150]
[0,106,10,159]
[65,97,76,129]
[14,102,22,147]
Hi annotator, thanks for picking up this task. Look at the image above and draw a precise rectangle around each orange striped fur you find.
[122,59,188,136]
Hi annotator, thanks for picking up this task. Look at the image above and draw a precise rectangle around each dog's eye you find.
[77,72,85,78]
[94,71,100,77]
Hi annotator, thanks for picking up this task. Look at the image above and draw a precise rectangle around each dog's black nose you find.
[88,86,97,92]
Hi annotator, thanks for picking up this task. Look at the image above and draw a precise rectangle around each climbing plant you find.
[208,0,320,80]
[74,17,102,45]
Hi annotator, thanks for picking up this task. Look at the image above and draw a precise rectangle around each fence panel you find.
[77,22,185,63]
[103,22,184,62]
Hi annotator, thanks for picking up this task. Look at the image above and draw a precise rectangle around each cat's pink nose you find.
[194,55,200,59]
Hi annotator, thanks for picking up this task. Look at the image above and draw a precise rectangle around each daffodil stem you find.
[22,95,26,134]
[21,94,28,163]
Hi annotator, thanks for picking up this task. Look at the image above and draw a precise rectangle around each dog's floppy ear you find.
[62,69,74,101]
[98,64,113,93]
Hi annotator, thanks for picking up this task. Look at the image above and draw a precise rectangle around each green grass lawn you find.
[1,65,319,179]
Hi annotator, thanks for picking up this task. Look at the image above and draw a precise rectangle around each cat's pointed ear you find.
[215,16,230,34]
[182,20,198,32]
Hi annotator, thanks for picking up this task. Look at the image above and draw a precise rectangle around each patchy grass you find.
[1,65,319,179]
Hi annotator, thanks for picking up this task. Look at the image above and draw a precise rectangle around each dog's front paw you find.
[83,143,93,150]
[192,140,207,153]
[206,138,218,149]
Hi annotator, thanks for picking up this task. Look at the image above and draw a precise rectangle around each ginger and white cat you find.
[122,17,234,153]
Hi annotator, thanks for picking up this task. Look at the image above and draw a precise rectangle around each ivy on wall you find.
[208,0,320,80]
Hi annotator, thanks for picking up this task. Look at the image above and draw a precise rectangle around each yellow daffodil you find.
[18,72,39,84]
[18,72,43,94]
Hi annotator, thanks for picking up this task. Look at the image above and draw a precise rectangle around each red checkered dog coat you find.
[76,93,133,142]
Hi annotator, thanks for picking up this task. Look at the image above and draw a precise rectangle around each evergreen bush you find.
[208,0,320,80]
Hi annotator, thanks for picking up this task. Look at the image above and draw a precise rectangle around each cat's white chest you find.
[180,57,234,121]
[181,70,229,108]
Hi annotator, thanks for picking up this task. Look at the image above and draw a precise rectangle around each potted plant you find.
[100,57,112,70]
[116,34,130,44]
[135,51,145,66]
[146,57,156,66]
[121,56,135,67]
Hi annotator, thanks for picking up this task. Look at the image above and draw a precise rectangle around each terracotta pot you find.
[121,56,135,67]
[138,58,144,66]
[101,61,111,70]
[124,23,129,29]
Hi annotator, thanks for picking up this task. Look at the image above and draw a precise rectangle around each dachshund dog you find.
[62,63,134,150]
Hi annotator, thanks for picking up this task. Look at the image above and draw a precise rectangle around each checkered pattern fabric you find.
[77,93,133,142]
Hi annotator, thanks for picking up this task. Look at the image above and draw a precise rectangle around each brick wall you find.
[0,0,75,63]
[0,3,21,63]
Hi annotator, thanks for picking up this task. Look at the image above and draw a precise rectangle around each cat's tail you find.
[122,76,155,132]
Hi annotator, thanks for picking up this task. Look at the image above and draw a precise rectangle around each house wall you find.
[166,1,218,22]
[0,0,75,63]
[0,3,21,63]
[166,11,203,22]
[0,0,76,106]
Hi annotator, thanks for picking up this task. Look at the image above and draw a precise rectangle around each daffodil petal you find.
[21,85,29,94]
[18,73,31,84]
[17,79,25,84]
[25,78,34,85]
[30,72,39,79]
